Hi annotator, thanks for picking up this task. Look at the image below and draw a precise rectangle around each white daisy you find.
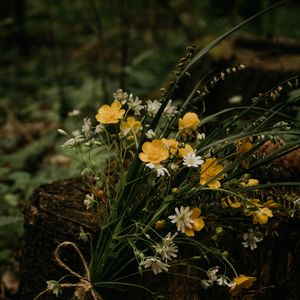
[127,94,144,115]
[146,163,170,177]
[168,206,194,233]
[113,88,128,104]
[145,129,156,139]
[183,153,204,168]
[154,232,178,262]
[242,229,263,250]
[147,100,161,117]
[207,266,219,281]
[141,257,170,274]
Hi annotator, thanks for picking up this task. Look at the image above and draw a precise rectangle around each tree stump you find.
[20,174,300,300]
[19,178,99,300]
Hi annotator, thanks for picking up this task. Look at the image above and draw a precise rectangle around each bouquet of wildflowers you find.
[38,6,300,300]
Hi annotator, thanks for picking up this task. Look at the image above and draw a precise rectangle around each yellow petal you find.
[190,208,201,218]
[208,180,221,189]
[184,228,195,237]
[192,217,205,232]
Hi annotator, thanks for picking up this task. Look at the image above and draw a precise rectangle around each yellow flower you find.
[178,144,195,158]
[251,207,273,224]
[237,139,254,169]
[155,220,166,230]
[139,139,169,164]
[240,178,259,187]
[120,116,142,136]
[185,208,205,237]
[178,112,200,136]
[230,275,256,296]
[200,158,224,189]
[96,101,125,124]
[221,196,242,209]
[238,139,253,154]
[161,138,179,155]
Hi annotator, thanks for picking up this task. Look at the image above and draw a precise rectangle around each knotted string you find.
[34,241,103,300]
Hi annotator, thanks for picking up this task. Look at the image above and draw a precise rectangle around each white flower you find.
[146,163,170,177]
[196,132,206,140]
[228,95,242,104]
[201,279,214,289]
[163,100,178,117]
[68,109,80,117]
[61,130,85,148]
[145,129,156,139]
[147,100,161,117]
[57,129,68,136]
[141,257,170,274]
[113,88,128,104]
[170,162,179,171]
[154,232,178,262]
[183,153,204,168]
[127,94,144,115]
[168,206,194,233]
[95,124,104,134]
[242,229,263,250]
[83,194,96,210]
[216,275,233,287]
[46,280,61,296]
[207,266,219,281]
[81,117,92,138]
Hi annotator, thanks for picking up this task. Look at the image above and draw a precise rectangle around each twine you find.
[33,241,103,300]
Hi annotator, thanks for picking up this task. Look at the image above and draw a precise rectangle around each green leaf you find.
[0,216,22,227]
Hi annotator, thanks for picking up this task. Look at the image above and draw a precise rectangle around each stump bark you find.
[20,178,99,300]
[20,176,300,300]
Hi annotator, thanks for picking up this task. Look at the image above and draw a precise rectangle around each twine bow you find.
[34,241,103,300]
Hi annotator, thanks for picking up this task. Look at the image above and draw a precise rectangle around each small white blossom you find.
[196,132,206,140]
[58,129,68,136]
[170,162,179,171]
[46,280,62,297]
[83,194,96,210]
[216,275,233,287]
[146,163,170,177]
[68,109,80,117]
[113,88,128,104]
[127,94,144,115]
[61,131,85,148]
[207,266,219,281]
[242,228,263,250]
[145,129,156,139]
[147,100,161,117]
[141,257,170,274]
[95,124,104,134]
[163,100,178,117]
[201,279,214,289]
[183,153,204,168]
[81,117,92,139]
[154,232,178,262]
[168,206,194,233]
[228,95,242,104]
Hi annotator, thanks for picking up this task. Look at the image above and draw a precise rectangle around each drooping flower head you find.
[139,139,169,164]
[230,275,256,296]
[200,158,224,189]
[178,112,200,136]
[96,101,125,124]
